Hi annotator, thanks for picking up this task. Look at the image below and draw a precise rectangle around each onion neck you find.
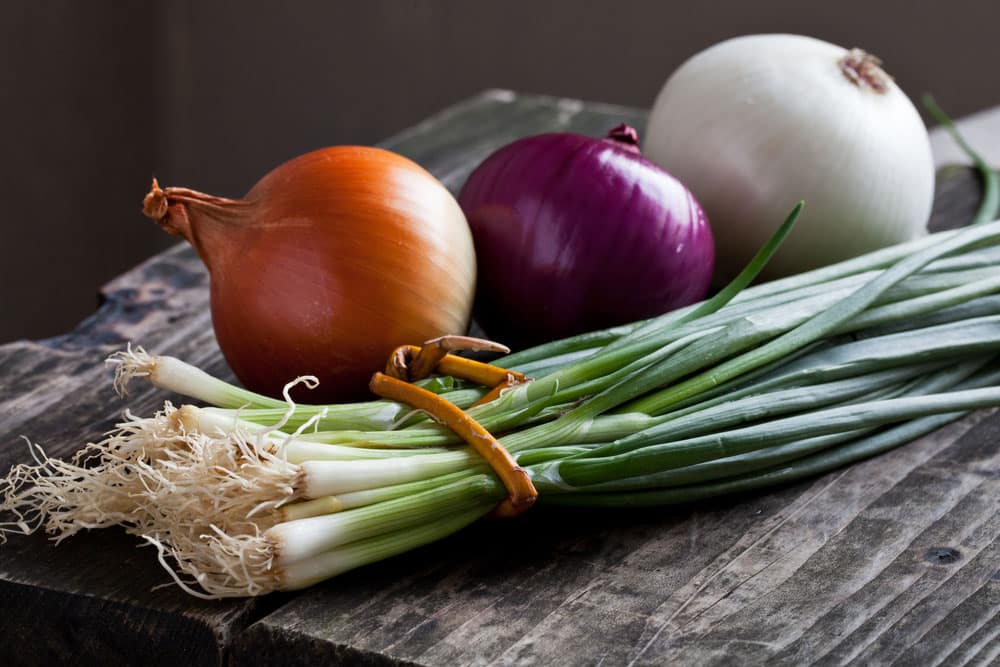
[839,48,891,93]
[143,178,253,271]
[605,124,642,154]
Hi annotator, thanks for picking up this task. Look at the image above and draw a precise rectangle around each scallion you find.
[6,214,1000,599]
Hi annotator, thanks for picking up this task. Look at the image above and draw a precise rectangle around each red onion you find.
[458,124,714,348]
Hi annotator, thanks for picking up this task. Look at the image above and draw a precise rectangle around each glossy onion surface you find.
[458,129,714,349]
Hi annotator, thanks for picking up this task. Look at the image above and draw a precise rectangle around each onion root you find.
[0,403,299,597]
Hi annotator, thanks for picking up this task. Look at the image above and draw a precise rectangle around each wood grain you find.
[1,91,998,665]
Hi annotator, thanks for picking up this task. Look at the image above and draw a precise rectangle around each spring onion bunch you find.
[3,196,1000,597]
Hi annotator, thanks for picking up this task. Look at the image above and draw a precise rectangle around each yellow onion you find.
[143,146,476,401]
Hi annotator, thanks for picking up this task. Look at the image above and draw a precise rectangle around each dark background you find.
[2,0,998,343]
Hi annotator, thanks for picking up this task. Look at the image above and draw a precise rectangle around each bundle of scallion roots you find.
[5,208,1000,598]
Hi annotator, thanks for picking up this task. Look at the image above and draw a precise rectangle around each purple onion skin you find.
[458,126,714,349]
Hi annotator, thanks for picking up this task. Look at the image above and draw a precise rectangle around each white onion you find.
[645,34,936,280]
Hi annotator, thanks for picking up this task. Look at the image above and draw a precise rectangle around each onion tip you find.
[606,124,641,153]
[838,48,891,93]
[143,177,169,223]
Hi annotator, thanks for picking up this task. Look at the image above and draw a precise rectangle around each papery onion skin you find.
[645,34,935,281]
[458,126,714,349]
[143,147,476,402]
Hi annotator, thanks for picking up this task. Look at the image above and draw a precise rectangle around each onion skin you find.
[645,34,935,281]
[458,126,714,349]
[144,147,476,402]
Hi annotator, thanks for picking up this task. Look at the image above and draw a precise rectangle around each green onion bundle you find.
[4,206,1000,597]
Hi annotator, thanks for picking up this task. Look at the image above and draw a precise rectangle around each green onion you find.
[7,212,1000,599]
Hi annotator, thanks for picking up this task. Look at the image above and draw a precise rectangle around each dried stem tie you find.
[373,336,536,518]
[384,335,528,407]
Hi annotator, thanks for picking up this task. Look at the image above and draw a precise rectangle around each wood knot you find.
[924,546,961,565]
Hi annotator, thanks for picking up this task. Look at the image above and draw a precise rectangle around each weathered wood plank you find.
[1,90,997,665]
[0,248,260,667]
[0,90,644,665]
[929,103,1000,169]
[227,99,1000,666]
[228,410,997,666]
[385,89,647,193]
[652,410,999,666]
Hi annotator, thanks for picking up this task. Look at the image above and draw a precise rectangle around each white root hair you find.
[143,526,279,599]
[258,374,321,438]
[0,402,302,597]
[106,343,158,397]
[0,406,182,542]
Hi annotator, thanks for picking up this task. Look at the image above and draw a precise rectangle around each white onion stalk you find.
[0,403,500,597]
[108,345,411,431]
[645,33,936,280]
[109,345,284,409]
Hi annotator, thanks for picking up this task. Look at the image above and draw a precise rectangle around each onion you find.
[645,34,936,280]
[142,146,476,402]
[458,124,714,349]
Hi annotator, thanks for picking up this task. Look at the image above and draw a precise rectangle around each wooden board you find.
[1,91,998,666]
